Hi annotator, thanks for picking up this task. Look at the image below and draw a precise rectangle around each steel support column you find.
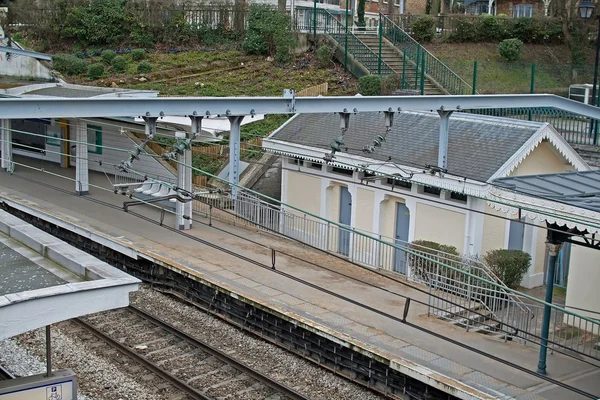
[74,119,89,195]
[1,119,12,172]
[437,109,453,171]
[186,116,203,230]
[45,325,52,377]
[176,148,188,230]
[142,116,158,139]
[537,241,563,375]
[228,116,244,202]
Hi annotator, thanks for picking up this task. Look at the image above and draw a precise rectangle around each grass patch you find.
[65,50,357,97]
[423,42,595,94]
[553,286,567,298]
[191,152,224,176]
[241,114,290,140]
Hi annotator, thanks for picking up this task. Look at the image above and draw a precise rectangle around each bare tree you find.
[553,0,596,68]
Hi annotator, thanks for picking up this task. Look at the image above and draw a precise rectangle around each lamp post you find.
[579,0,599,141]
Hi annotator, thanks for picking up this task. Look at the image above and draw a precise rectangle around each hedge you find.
[447,15,563,44]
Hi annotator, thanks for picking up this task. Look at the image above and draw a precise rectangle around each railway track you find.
[72,305,310,400]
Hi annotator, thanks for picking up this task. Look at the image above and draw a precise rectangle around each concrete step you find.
[437,304,483,320]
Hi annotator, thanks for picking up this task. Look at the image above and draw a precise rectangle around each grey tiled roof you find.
[493,170,600,212]
[269,111,543,182]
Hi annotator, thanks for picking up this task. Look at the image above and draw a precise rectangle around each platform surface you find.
[0,235,71,295]
[0,178,141,340]
[0,157,598,400]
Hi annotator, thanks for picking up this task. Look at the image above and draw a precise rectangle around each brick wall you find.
[496,0,544,16]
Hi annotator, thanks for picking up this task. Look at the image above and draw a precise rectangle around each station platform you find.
[0,203,140,340]
[0,158,598,400]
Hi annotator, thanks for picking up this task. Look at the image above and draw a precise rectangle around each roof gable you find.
[268,111,546,182]
[488,124,590,180]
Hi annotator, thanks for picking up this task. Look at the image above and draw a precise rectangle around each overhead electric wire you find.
[28,113,600,223]
[2,170,598,400]
[5,131,600,327]
[4,129,600,307]
[4,125,598,259]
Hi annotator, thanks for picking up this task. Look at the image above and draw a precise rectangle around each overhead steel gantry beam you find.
[0,93,599,120]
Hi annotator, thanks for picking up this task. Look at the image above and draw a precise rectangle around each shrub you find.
[131,48,146,61]
[446,15,562,44]
[381,74,403,95]
[498,38,523,62]
[242,4,295,63]
[101,49,117,64]
[111,55,127,72]
[129,28,156,48]
[62,0,126,45]
[137,60,153,73]
[483,249,531,289]
[479,14,502,42]
[88,63,105,80]
[411,15,436,43]
[52,54,87,75]
[449,17,478,42]
[316,45,333,68]
[408,240,461,282]
[359,75,382,96]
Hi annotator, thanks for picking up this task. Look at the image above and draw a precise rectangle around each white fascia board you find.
[0,279,140,340]
[485,187,600,234]
[263,139,488,196]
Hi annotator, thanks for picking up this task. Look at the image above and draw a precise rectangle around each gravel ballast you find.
[2,285,385,400]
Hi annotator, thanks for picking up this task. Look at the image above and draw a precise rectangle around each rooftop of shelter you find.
[0,207,140,340]
[0,82,158,98]
[493,169,600,213]
[267,111,548,182]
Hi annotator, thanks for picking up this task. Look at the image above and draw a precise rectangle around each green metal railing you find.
[296,8,395,76]
[380,13,475,95]
[463,107,599,146]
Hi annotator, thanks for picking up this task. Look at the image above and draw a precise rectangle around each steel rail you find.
[128,305,311,400]
[0,94,599,119]
[71,318,211,400]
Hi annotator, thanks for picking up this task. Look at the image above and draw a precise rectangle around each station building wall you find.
[10,118,174,183]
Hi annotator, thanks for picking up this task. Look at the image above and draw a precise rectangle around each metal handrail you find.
[379,13,476,95]
[323,9,395,76]
[462,106,599,146]
[297,8,395,76]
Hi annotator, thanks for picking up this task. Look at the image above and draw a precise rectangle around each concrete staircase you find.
[354,32,445,96]
[437,304,513,340]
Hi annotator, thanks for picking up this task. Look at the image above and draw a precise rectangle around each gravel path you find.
[1,285,385,400]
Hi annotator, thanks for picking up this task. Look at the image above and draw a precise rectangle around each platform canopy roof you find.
[493,170,600,213]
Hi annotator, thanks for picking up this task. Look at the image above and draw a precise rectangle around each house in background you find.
[465,0,547,16]
[263,111,599,318]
